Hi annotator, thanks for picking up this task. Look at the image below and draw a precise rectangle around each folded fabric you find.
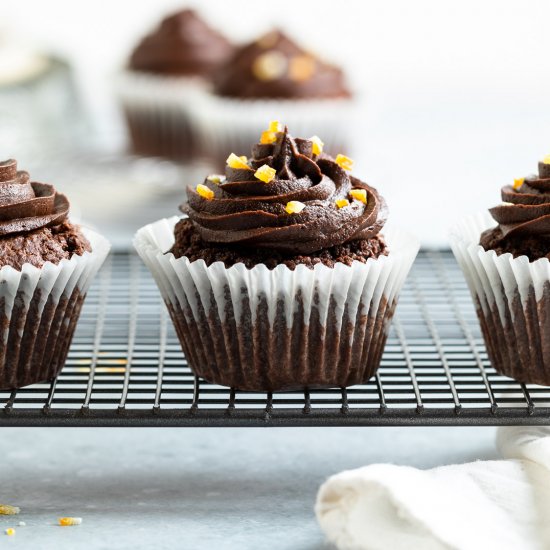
[316,426,550,550]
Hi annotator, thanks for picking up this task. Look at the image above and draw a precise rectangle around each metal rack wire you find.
[1,251,549,427]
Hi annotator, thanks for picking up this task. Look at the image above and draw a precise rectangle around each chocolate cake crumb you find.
[0,221,91,271]
[480,227,550,261]
[171,219,388,270]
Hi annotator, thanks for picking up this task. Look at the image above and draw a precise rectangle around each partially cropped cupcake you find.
[134,123,418,391]
[450,156,550,385]
[195,30,355,170]
[116,9,233,161]
[0,159,110,389]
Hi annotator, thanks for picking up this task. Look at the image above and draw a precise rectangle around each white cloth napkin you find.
[316,427,550,550]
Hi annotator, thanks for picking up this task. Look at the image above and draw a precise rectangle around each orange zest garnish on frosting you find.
[543,154,550,164]
[207,175,221,184]
[310,136,324,156]
[196,184,214,200]
[254,164,276,183]
[260,131,277,144]
[349,189,367,204]
[252,51,287,81]
[260,121,283,144]
[335,154,353,171]
[288,55,316,82]
[285,201,305,214]
[226,153,250,170]
[513,178,524,190]
[268,120,282,133]
[335,198,350,209]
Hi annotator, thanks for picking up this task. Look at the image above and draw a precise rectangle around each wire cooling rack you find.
[1,251,549,427]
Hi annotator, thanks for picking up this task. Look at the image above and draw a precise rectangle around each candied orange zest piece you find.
[207,175,222,184]
[268,120,282,133]
[226,153,250,170]
[513,177,524,190]
[349,189,367,204]
[252,51,287,81]
[310,136,324,156]
[335,154,353,171]
[254,164,276,183]
[260,131,277,144]
[543,154,550,164]
[288,55,316,82]
[335,198,350,209]
[285,201,306,214]
[196,184,214,200]
[0,505,20,516]
[59,517,82,526]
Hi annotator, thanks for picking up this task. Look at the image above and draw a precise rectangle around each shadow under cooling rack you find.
[1,250,549,427]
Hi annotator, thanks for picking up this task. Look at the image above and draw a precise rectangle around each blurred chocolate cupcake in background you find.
[116,9,233,162]
[194,29,355,171]
[214,30,350,100]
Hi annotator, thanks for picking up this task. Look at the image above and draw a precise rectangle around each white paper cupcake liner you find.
[450,212,550,384]
[0,228,110,389]
[191,92,358,170]
[115,70,206,161]
[134,217,419,391]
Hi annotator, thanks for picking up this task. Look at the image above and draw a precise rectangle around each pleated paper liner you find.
[115,70,205,162]
[450,212,550,385]
[0,229,110,390]
[134,216,419,391]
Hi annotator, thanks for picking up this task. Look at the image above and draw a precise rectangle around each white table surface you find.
[2,426,497,549]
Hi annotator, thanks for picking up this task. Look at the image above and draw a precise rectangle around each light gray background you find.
[2,427,497,549]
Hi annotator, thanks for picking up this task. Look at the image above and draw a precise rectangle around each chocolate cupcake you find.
[450,156,550,385]
[0,159,110,390]
[214,30,350,100]
[195,30,355,170]
[134,124,418,391]
[116,9,233,161]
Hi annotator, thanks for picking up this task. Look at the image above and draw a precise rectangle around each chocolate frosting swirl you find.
[214,30,351,99]
[489,161,550,239]
[0,159,69,236]
[129,9,233,77]
[184,128,387,254]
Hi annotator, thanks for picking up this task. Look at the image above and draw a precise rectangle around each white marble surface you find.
[1,427,497,549]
